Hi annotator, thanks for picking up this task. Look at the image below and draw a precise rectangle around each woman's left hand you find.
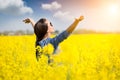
[76,16,84,21]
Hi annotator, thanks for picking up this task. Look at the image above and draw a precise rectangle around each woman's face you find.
[45,20,54,33]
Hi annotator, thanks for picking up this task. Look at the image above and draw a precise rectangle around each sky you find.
[0,0,120,32]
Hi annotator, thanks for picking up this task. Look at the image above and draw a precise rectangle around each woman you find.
[23,16,84,63]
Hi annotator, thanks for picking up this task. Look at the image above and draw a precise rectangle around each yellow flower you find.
[42,43,54,55]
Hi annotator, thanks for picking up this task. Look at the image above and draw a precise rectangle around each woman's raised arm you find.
[66,16,84,33]
[23,18,35,28]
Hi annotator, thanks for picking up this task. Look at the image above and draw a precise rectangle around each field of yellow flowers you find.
[0,34,120,80]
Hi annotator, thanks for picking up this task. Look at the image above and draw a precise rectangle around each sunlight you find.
[108,4,119,15]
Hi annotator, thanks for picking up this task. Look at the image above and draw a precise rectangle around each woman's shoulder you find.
[38,38,51,47]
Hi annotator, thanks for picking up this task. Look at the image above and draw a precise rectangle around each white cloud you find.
[41,1,61,11]
[53,11,74,21]
[41,1,74,21]
[0,0,33,15]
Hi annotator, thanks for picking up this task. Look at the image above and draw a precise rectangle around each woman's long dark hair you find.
[34,18,48,61]
[34,18,48,43]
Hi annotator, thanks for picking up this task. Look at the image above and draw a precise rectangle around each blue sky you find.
[0,0,120,32]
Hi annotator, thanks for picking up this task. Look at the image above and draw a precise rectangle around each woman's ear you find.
[47,29,50,33]
[47,25,50,33]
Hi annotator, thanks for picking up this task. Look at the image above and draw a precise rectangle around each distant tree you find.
[26,29,34,35]
[54,30,59,34]
[15,30,25,35]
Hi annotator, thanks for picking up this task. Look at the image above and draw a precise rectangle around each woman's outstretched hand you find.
[23,18,35,28]
[76,16,84,21]
[23,18,31,24]
[66,15,84,33]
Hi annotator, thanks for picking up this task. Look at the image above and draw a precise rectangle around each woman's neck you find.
[43,32,51,39]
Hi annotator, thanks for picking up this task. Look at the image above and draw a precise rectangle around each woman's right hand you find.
[23,18,32,24]
[23,18,35,28]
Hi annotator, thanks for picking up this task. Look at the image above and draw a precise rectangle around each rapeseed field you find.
[0,34,120,80]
